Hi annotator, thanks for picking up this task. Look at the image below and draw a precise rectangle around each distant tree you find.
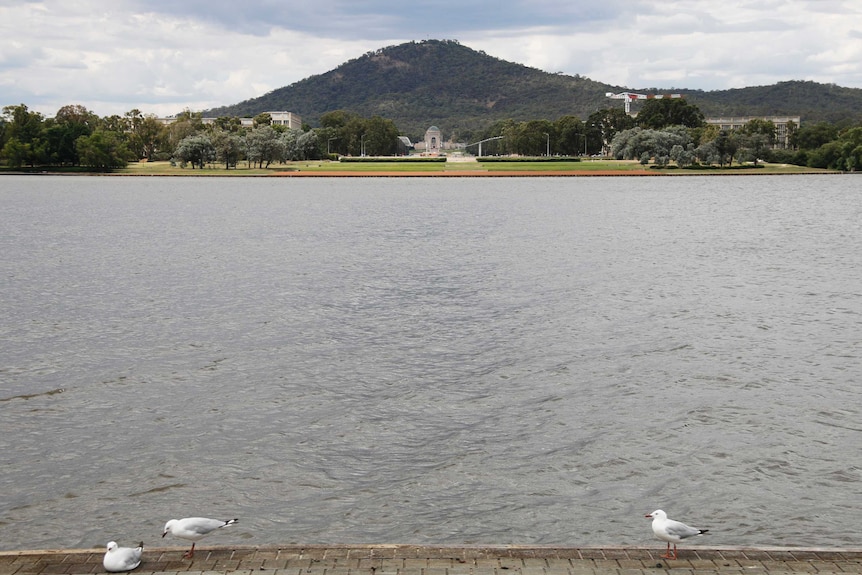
[126,109,166,160]
[698,129,737,166]
[796,122,839,150]
[501,119,554,156]
[44,104,99,165]
[837,127,862,171]
[282,129,319,161]
[733,119,775,165]
[174,134,215,168]
[806,141,842,169]
[164,109,204,152]
[245,126,284,167]
[362,116,400,156]
[670,144,696,167]
[1,104,46,166]
[610,126,690,165]
[636,98,705,129]
[587,109,635,155]
[211,130,244,169]
[253,112,272,127]
[784,119,799,150]
[1,137,30,168]
[76,129,131,169]
[212,116,243,132]
[555,115,585,156]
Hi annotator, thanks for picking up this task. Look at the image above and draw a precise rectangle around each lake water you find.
[1,174,860,551]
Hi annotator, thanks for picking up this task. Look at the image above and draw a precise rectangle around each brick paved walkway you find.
[1,545,860,575]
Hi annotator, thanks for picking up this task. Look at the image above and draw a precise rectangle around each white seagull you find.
[102,541,143,572]
[645,509,708,559]
[162,517,238,558]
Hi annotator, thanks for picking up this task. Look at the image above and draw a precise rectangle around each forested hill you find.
[205,39,862,139]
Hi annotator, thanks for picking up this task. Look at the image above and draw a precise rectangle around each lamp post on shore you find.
[544,132,550,156]
[361,134,366,157]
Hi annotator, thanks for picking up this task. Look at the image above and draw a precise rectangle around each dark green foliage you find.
[636,98,705,129]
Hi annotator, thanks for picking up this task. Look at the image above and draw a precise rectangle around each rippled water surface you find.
[1,175,860,551]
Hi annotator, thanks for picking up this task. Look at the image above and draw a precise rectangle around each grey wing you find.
[121,548,143,569]
[666,520,703,539]
[190,519,224,535]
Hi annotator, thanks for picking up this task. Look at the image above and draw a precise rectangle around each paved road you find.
[2,545,861,575]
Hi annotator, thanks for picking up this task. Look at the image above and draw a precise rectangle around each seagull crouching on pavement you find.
[103,541,143,572]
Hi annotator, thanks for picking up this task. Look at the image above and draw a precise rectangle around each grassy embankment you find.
[2,158,835,176]
[116,158,833,175]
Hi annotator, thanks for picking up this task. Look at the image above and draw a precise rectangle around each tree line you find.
[2,98,861,171]
[0,105,404,170]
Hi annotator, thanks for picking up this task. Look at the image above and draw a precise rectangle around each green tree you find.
[796,122,839,150]
[736,119,775,165]
[700,129,738,166]
[44,104,99,165]
[253,112,273,127]
[636,98,705,129]
[838,127,862,171]
[211,130,244,169]
[361,116,399,156]
[1,138,30,168]
[174,134,215,168]
[245,126,284,167]
[554,115,585,156]
[1,104,46,166]
[126,109,166,160]
[587,109,635,155]
[76,129,131,169]
[610,126,690,165]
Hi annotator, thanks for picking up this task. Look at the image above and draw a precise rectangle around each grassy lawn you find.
[2,158,833,176]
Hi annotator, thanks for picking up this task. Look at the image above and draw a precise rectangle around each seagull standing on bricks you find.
[162,517,238,558]
[645,509,708,559]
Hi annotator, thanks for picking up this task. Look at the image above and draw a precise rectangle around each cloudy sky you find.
[2,0,861,119]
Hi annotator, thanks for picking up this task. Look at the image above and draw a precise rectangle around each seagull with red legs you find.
[645,509,708,559]
[162,517,237,558]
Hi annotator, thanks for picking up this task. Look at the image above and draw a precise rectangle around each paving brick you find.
[2,545,862,575]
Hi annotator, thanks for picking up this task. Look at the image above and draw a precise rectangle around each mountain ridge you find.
[205,39,862,139]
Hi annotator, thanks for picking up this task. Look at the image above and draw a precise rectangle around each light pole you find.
[360,134,366,157]
[544,132,550,156]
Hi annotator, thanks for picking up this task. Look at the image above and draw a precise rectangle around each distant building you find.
[157,111,302,130]
[424,126,442,155]
[705,116,800,149]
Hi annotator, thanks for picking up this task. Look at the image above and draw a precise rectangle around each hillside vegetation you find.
[206,40,862,140]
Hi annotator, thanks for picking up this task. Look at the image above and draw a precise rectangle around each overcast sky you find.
[2,0,861,119]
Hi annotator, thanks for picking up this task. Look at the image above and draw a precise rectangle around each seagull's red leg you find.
[672,544,678,560]
[660,542,673,559]
[184,543,195,559]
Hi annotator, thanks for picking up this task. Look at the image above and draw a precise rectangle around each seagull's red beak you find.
[645,514,653,518]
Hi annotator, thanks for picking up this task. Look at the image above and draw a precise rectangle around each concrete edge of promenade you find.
[2,544,861,575]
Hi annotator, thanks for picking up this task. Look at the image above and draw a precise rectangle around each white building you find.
[705,116,800,149]
[158,111,302,130]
